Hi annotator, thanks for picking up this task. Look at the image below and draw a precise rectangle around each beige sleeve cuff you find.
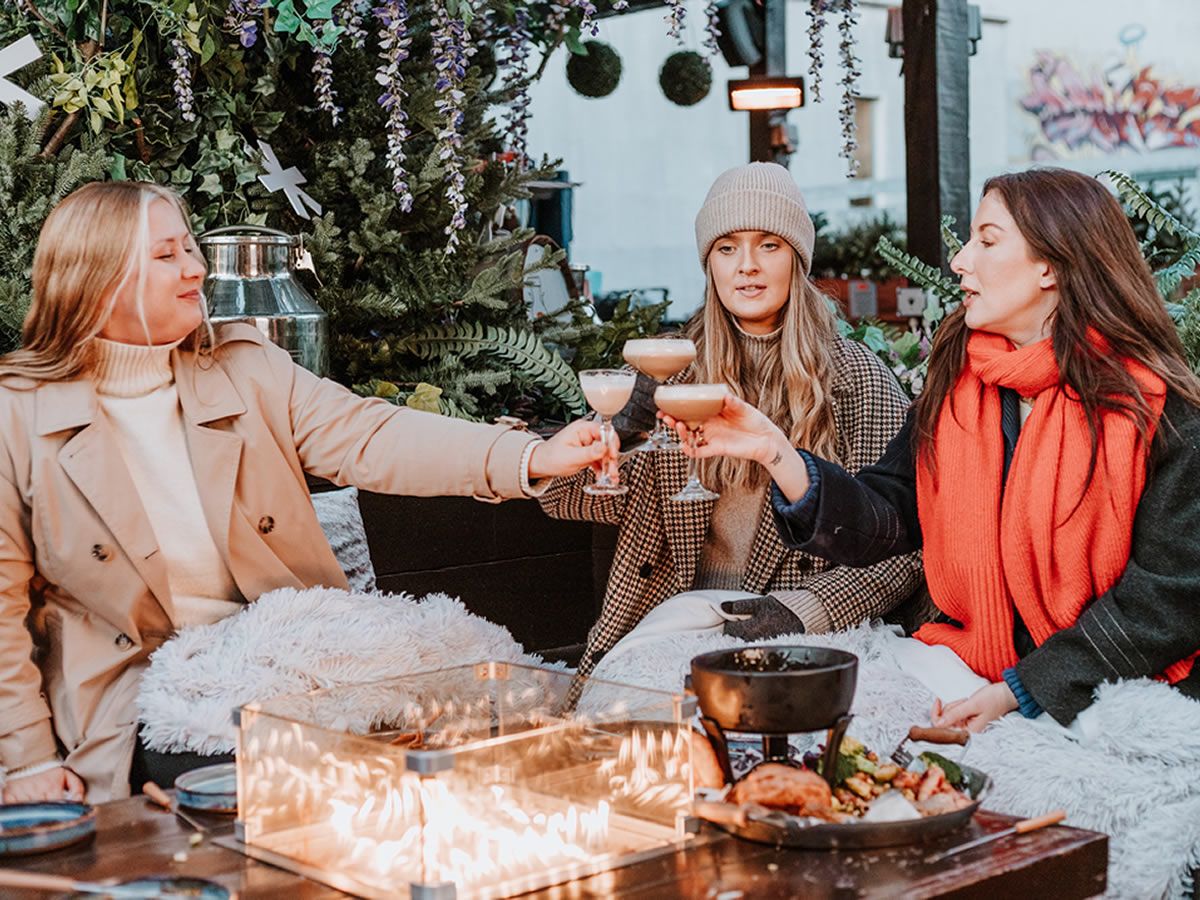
[772,589,835,634]
[0,715,59,774]
[480,428,541,502]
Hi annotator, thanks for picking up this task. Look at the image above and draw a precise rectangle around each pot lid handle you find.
[199,224,294,240]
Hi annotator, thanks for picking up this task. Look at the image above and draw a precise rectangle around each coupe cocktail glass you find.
[579,368,637,495]
[653,383,729,502]
[622,337,697,451]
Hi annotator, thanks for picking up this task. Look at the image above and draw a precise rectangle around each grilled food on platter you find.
[700,734,973,823]
[729,764,833,815]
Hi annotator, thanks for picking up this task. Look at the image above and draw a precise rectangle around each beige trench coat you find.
[0,324,537,801]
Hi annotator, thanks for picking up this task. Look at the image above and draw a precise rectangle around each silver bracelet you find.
[518,439,544,496]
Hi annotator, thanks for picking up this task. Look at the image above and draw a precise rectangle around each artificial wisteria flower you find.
[312,46,341,125]
[571,0,599,37]
[665,0,686,44]
[169,37,196,122]
[703,1,722,58]
[806,0,828,103]
[541,0,571,38]
[501,8,533,169]
[338,0,372,49]
[837,0,861,176]
[224,0,264,48]
[431,0,476,252]
[375,0,414,210]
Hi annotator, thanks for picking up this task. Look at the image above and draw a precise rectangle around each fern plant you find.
[392,322,588,417]
[1102,170,1200,302]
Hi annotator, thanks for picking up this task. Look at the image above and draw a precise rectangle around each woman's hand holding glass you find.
[662,393,812,503]
[526,417,620,482]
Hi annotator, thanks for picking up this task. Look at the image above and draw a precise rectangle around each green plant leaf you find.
[406,382,443,412]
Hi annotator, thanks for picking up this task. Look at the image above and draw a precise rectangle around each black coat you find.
[770,389,1200,724]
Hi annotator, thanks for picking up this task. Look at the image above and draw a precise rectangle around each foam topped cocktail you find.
[654,383,729,501]
[622,337,696,450]
[578,369,636,495]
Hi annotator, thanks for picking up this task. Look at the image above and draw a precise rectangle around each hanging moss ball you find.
[566,40,622,99]
[659,51,712,107]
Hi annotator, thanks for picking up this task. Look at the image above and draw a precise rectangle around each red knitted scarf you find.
[915,331,1194,685]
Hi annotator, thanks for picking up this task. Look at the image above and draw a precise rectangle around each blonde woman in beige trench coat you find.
[0,182,612,804]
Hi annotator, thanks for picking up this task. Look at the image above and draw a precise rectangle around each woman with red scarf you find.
[668,167,1200,731]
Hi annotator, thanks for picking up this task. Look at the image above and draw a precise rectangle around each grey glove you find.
[611,371,659,446]
[721,595,806,641]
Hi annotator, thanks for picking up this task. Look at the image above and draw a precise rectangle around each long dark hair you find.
[914,167,1200,474]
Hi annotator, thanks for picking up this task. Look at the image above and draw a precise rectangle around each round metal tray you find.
[174,763,237,814]
[0,802,96,857]
[710,763,992,850]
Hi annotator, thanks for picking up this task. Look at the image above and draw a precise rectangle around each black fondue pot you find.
[689,646,858,788]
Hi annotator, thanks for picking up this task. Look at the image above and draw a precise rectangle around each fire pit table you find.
[3,661,1109,897]
[4,796,1108,898]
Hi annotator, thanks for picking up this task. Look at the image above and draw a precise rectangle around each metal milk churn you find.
[198,225,330,376]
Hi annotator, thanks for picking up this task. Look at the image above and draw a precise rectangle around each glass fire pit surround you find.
[228,662,700,899]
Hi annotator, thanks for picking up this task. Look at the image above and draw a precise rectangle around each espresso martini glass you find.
[578,368,637,495]
[621,337,697,451]
[653,383,729,502]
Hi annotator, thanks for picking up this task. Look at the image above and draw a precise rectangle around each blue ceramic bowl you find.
[0,801,96,856]
[67,876,231,898]
[174,763,237,814]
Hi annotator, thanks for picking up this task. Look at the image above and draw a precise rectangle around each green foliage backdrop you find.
[0,0,664,423]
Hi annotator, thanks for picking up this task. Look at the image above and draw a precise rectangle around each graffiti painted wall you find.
[1021,26,1200,160]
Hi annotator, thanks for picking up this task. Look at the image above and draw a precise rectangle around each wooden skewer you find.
[142,781,209,835]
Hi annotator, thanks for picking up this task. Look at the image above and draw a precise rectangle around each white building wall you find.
[525,0,1200,318]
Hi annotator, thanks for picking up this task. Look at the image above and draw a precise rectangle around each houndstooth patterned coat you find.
[540,337,924,679]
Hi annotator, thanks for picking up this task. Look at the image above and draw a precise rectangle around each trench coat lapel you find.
[172,351,247,583]
[657,449,715,590]
[43,382,176,630]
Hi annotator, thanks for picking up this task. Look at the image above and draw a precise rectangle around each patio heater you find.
[716,0,801,167]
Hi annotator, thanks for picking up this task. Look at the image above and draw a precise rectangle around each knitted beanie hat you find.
[694,162,815,275]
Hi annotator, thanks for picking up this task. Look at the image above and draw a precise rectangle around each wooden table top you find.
[7,795,1108,899]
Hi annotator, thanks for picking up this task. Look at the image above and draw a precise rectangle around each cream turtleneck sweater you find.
[93,338,242,629]
[693,324,832,633]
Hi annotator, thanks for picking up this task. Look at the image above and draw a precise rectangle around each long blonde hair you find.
[686,251,842,490]
[0,181,210,382]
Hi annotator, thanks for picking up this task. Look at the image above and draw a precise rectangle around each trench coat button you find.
[258,515,275,534]
[114,633,134,650]
[91,544,111,562]
[638,563,654,578]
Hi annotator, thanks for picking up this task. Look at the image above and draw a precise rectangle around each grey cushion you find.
[311,486,377,593]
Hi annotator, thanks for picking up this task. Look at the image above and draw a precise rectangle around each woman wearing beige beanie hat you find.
[539,162,923,674]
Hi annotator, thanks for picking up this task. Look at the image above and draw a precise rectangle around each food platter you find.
[700,761,991,850]
[0,802,97,857]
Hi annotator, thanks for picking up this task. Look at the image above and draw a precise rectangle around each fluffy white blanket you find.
[590,622,1200,900]
[136,586,538,757]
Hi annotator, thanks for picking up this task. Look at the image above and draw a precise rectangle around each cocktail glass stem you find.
[584,415,628,496]
[671,427,720,502]
[647,412,678,450]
